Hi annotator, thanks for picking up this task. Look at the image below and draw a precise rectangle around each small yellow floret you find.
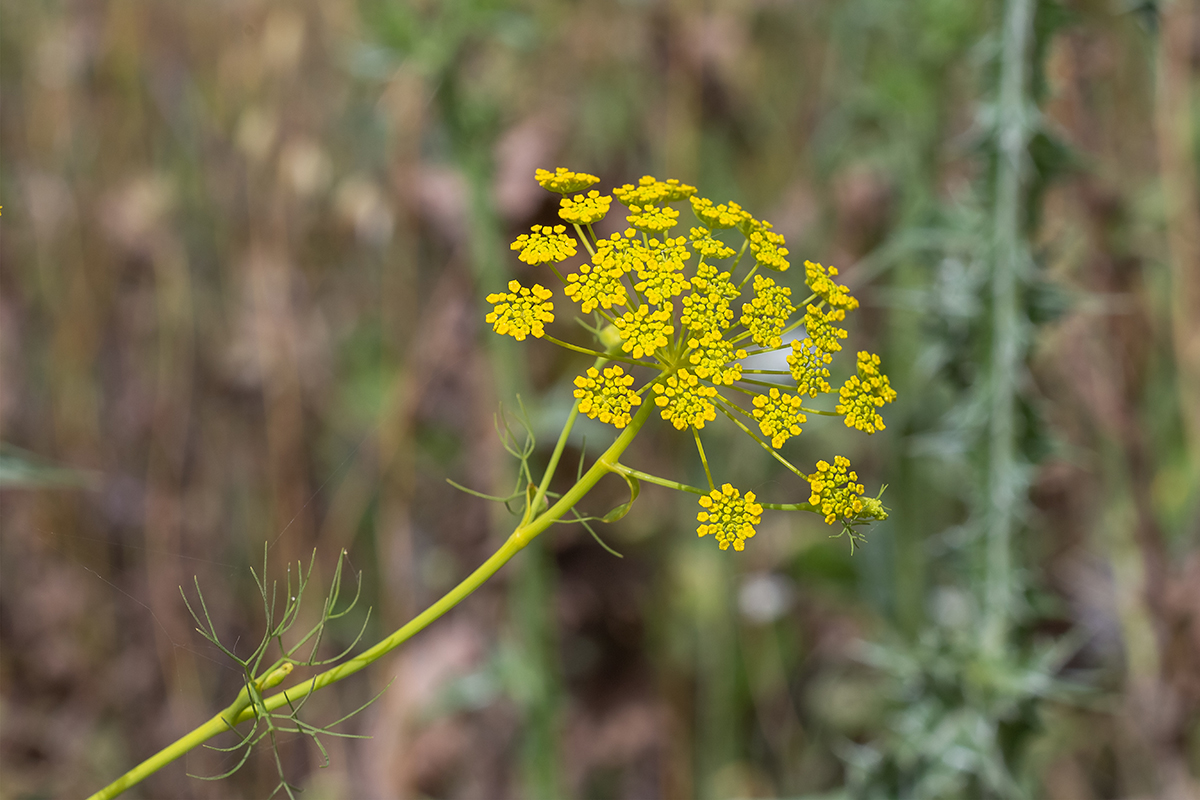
[653,369,718,430]
[751,388,806,448]
[559,190,612,225]
[835,351,897,434]
[689,227,736,259]
[697,483,763,551]
[690,197,750,230]
[593,232,650,276]
[681,263,738,334]
[804,260,859,311]
[787,341,832,397]
[749,227,790,272]
[573,365,642,428]
[803,304,848,353]
[634,237,691,304]
[686,331,746,385]
[511,224,578,265]
[658,178,697,202]
[614,176,696,207]
[806,456,865,525]
[740,275,795,349]
[627,204,680,233]
[485,280,555,341]
[535,167,600,194]
[565,234,646,314]
[565,258,628,313]
[614,303,674,359]
[786,304,848,397]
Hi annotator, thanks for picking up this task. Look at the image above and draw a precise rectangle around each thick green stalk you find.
[984,0,1034,658]
[87,398,657,800]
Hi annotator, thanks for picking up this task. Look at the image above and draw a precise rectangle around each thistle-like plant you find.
[87,170,896,798]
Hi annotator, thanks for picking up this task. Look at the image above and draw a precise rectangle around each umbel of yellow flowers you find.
[81,171,897,800]
[485,168,894,550]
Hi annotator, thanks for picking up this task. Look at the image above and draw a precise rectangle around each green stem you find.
[759,502,818,512]
[737,260,760,291]
[541,335,653,370]
[736,376,796,390]
[572,223,596,258]
[87,398,657,800]
[612,461,814,511]
[608,462,705,495]
[729,237,749,273]
[740,344,787,356]
[712,398,805,479]
[729,329,755,347]
[529,360,597,521]
[693,428,715,491]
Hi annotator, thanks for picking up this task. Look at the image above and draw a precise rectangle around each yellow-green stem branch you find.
[529,358,599,521]
[693,428,715,491]
[542,336,652,370]
[760,501,819,512]
[737,260,760,291]
[87,398,658,800]
[713,398,806,479]
[608,462,705,495]
[572,223,596,258]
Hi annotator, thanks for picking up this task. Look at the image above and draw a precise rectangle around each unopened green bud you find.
[599,323,622,351]
[255,662,294,691]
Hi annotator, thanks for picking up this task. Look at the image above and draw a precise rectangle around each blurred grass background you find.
[1,0,1199,798]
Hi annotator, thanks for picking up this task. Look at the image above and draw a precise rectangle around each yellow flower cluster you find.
[564,260,628,313]
[512,224,578,265]
[689,196,749,229]
[614,176,696,206]
[749,227,790,272]
[740,275,795,349]
[483,168,895,554]
[485,280,555,341]
[536,167,599,194]
[614,303,674,359]
[680,263,738,333]
[803,304,848,353]
[574,365,641,428]
[787,343,832,398]
[654,369,717,430]
[807,456,865,525]
[804,260,858,311]
[686,331,745,385]
[835,351,897,433]
[689,227,736,259]
[559,190,612,225]
[627,204,680,233]
[786,304,848,397]
[858,496,888,521]
[594,231,649,273]
[752,388,806,449]
[697,483,763,551]
[634,237,691,304]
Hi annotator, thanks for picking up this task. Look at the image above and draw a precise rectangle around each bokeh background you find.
[2,0,1199,798]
